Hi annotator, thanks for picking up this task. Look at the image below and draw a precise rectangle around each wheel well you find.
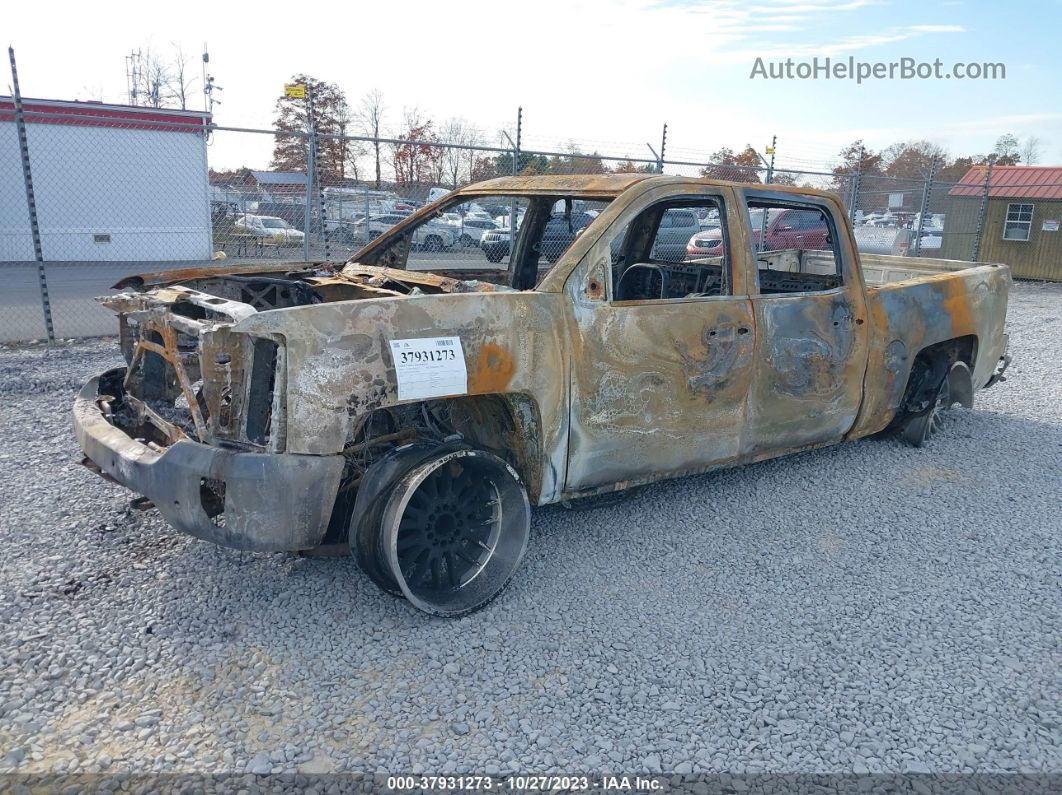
[896,335,978,420]
[320,393,543,546]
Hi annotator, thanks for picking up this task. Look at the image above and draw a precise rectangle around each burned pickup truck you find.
[74,175,1011,616]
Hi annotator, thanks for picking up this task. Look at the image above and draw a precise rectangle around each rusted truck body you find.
[74,175,1011,615]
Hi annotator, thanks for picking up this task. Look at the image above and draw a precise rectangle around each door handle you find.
[737,326,750,335]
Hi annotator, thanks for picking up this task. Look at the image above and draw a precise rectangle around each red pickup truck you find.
[688,207,829,257]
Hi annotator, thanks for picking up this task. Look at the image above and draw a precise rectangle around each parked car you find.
[76,174,1011,618]
[480,228,512,262]
[234,214,305,245]
[649,208,702,261]
[540,211,597,262]
[454,218,499,247]
[685,228,725,258]
[482,211,596,264]
[688,207,829,258]
[351,214,456,250]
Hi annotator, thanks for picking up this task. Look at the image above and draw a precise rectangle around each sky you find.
[6,0,1062,174]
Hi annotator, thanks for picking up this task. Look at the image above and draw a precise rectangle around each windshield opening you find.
[353,194,612,290]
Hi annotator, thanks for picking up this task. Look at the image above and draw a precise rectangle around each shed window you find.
[1003,203,1034,241]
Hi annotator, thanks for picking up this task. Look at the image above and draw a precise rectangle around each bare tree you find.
[127,43,198,109]
[356,89,387,189]
[441,118,484,188]
[140,48,170,108]
[168,45,196,110]
[1021,136,1043,166]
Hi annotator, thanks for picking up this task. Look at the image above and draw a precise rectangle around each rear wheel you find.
[900,361,974,447]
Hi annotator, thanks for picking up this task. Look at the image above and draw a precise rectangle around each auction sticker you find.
[389,337,468,401]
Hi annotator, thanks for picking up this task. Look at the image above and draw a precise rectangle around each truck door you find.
[741,191,869,456]
[564,187,756,492]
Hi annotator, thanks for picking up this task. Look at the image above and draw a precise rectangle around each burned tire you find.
[900,361,974,447]
[376,448,530,617]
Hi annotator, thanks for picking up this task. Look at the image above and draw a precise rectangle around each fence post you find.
[9,46,55,343]
[848,146,863,224]
[303,131,314,262]
[972,160,993,262]
[658,123,667,173]
[912,160,937,257]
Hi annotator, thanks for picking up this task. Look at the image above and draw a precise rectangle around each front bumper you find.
[73,370,344,552]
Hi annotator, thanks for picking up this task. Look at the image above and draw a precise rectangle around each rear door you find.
[741,191,869,457]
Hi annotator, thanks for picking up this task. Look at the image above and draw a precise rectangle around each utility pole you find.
[201,46,221,115]
[9,47,54,343]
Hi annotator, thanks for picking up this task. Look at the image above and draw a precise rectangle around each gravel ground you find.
[0,281,1059,780]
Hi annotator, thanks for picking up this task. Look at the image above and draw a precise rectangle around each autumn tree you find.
[937,156,977,184]
[389,108,443,187]
[613,158,655,174]
[471,156,500,183]
[493,151,548,176]
[208,167,255,186]
[882,140,948,180]
[830,140,886,211]
[545,143,607,175]
[768,170,797,186]
[271,75,351,184]
[699,145,763,182]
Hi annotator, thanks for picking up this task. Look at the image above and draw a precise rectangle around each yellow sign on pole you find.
[765,146,775,155]
[284,83,306,99]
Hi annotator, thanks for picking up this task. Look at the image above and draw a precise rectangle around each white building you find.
[0,97,212,262]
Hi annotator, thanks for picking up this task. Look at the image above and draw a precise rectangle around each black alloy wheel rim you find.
[394,463,500,591]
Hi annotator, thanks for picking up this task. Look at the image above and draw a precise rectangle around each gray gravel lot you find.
[0,282,1059,778]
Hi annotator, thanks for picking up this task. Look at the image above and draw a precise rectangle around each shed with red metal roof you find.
[937,164,1062,280]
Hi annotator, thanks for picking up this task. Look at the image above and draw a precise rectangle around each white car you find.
[352,214,456,250]
[234,215,305,244]
[453,217,500,247]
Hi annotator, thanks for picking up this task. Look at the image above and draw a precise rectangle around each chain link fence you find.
[3,100,1061,342]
